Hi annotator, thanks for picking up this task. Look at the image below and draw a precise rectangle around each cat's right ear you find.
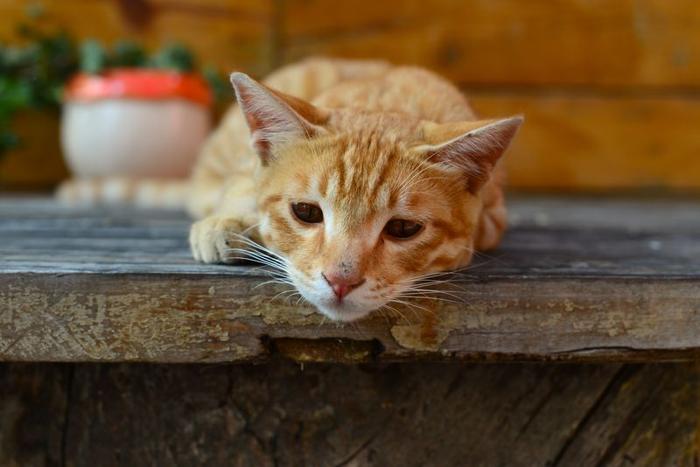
[416,117,523,193]
[230,72,328,165]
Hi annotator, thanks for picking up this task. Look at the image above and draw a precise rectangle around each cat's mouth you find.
[310,288,379,322]
[289,272,382,322]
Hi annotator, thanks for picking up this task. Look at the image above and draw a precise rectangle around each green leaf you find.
[203,66,229,103]
[0,78,32,110]
[111,40,147,68]
[149,43,195,72]
[80,40,106,74]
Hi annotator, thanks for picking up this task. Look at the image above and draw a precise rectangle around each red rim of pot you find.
[65,68,213,107]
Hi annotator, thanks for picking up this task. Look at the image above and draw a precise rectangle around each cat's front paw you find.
[189,216,252,264]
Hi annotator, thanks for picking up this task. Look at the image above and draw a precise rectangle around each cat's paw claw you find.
[189,217,251,264]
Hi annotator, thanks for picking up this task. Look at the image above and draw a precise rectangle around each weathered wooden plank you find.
[553,363,700,466]
[1,197,699,363]
[3,196,700,231]
[471,94,700,191]
[2,205,699,276]
[1,362,696,465]
[0,364,69,466]
[3,273,700,363]
[61,362,625,466]
[505,196,700,232]
[280,0,700,88]
[2,225,699,276]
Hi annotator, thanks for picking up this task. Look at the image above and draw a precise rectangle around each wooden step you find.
[1,196,698,363]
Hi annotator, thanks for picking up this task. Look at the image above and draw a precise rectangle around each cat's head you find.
[231,72,521,322]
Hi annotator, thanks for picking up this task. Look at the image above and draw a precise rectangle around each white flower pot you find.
[61,70,212,178]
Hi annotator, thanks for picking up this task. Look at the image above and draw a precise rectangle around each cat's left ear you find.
[416,116,523,193]
[230,72,329,164]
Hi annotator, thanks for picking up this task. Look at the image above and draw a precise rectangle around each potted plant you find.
[62,42,219,179]
[0,9,228,188]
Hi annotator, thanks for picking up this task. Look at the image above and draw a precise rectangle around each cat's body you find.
[188,58,520,321]
[61,58,521,322]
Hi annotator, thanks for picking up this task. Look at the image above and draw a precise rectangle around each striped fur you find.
[88,57,521,322]
[189,58,522,321]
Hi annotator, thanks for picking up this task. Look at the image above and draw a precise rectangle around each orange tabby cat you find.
[188,58,522,322]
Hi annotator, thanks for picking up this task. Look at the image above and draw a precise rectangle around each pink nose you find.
[322,273,365,301]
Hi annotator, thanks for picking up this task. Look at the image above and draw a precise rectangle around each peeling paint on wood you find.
[1,197,699,363]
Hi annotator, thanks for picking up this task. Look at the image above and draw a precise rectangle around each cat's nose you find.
[322,273,366,301]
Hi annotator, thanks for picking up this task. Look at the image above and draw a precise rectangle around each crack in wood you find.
[2,362,697,465]
[517,383,561,439]
[2,198,700,363]
[60,366,75,467]
[550,365,637,466]
[593,371,669,467]
[269,337,385,363]
[334,420,389,467]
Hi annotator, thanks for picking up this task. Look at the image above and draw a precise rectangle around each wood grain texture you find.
[4,0,700,191]
[279,0,700,88]
[5,0,700,87]
[1,197,699,363]
[0,0,275,76]
[552,364,700,466]
[1,362,698,466]
[0,364,69,466]
[473,94,700,191]
[0,111,68,189]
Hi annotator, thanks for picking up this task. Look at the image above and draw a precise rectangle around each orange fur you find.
[187,57,523,321]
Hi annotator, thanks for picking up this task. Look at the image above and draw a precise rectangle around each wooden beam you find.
[280,0,700,88]
[0,0,275,76]
[3,362,698,465]
[471,94,700,191]
[1,197,699,363]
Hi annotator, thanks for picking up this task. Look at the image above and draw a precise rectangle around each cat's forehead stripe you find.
[295,172,310,192]
[317,170,329,198]
[319,134,403,204]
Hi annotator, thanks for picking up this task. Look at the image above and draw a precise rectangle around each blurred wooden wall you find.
[2,0,700,192]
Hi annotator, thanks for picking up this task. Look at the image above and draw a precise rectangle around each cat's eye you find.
[291,202,324,224]
[384,219,423,239]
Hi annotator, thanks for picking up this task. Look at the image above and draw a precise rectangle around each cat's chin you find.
[314,302,375,322]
